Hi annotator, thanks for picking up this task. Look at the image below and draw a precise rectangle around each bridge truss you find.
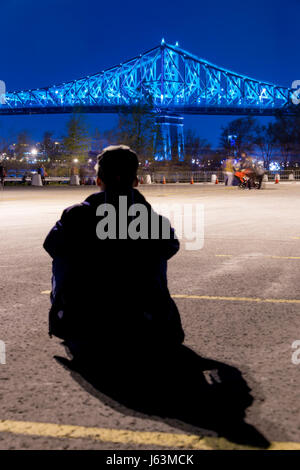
[0,42,293,160]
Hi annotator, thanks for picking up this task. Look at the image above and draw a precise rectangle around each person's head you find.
[95,145,139,191]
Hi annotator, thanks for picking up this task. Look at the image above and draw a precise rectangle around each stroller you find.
[234,168,259,189]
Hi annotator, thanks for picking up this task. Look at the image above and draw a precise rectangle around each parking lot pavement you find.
[0,184,300,449]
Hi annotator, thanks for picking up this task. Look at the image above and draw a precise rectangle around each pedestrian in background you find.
[223,157,234,186]
[255,162,265,189]
[0,164,6,188]
[38,165,45,185]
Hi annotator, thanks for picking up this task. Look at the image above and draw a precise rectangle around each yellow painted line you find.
[0,198,20,202]
[215,254,232,257]
[155,194,182,197]
[267,256,300,260]
[0,419,299,450]
[172,294,300,304]
[215,254,300,260]
[41,290,300,304]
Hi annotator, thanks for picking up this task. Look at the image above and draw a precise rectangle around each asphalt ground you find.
[0,183,300,450]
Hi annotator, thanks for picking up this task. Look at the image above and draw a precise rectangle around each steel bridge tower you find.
[154,114,184,161]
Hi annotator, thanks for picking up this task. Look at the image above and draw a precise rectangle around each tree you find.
[39,132,55,162]
[14,131,32,160]
[93,128,106,154]
[106,104,156,165]
[254,123,276,169]
[0,136,9,158]
[199,150,223,170]
[63,114,90,164]
[272,112,299,168]
[40,132,66,164]
[184,129,211,168]
[219,117,257,157]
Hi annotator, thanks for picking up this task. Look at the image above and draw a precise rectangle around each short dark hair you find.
[96,145,139,190]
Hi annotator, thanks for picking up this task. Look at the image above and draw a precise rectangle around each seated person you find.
[43,145,185,358]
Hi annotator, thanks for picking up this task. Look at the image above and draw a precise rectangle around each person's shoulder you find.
[61,192,104,220]
[84,191,106,206]
[132,188,150,206]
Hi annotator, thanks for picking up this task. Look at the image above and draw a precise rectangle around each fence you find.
[265,170,300,180]
[4,169,300,184]
[146,170,300,183]
[148,171,223,183]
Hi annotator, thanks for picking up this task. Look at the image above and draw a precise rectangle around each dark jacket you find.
[43,189,184,346]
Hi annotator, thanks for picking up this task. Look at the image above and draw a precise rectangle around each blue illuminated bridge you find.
[0,41,294,160]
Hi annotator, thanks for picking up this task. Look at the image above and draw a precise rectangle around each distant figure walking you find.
[254,162,265,189]
[0,164,6,189]
[223,157,234,186]
[38,165,45,185]
[239,154,256,189]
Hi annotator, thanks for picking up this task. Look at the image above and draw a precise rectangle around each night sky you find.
[1,0,299,146]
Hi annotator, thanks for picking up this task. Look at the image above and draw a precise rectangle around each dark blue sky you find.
[1,0,299,146]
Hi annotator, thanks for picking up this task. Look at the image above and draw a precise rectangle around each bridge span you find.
[0,41,294,160]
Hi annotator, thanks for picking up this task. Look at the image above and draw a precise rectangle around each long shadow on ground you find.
[55,343,270,449]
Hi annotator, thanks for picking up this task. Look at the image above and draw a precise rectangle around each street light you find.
[31,148,38,156]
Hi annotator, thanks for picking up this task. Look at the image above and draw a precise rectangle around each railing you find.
[4,176,70,183]
[265,170,300,180]
[147,170,300,183]
[148,171,223,183]
[4,169,300,184]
